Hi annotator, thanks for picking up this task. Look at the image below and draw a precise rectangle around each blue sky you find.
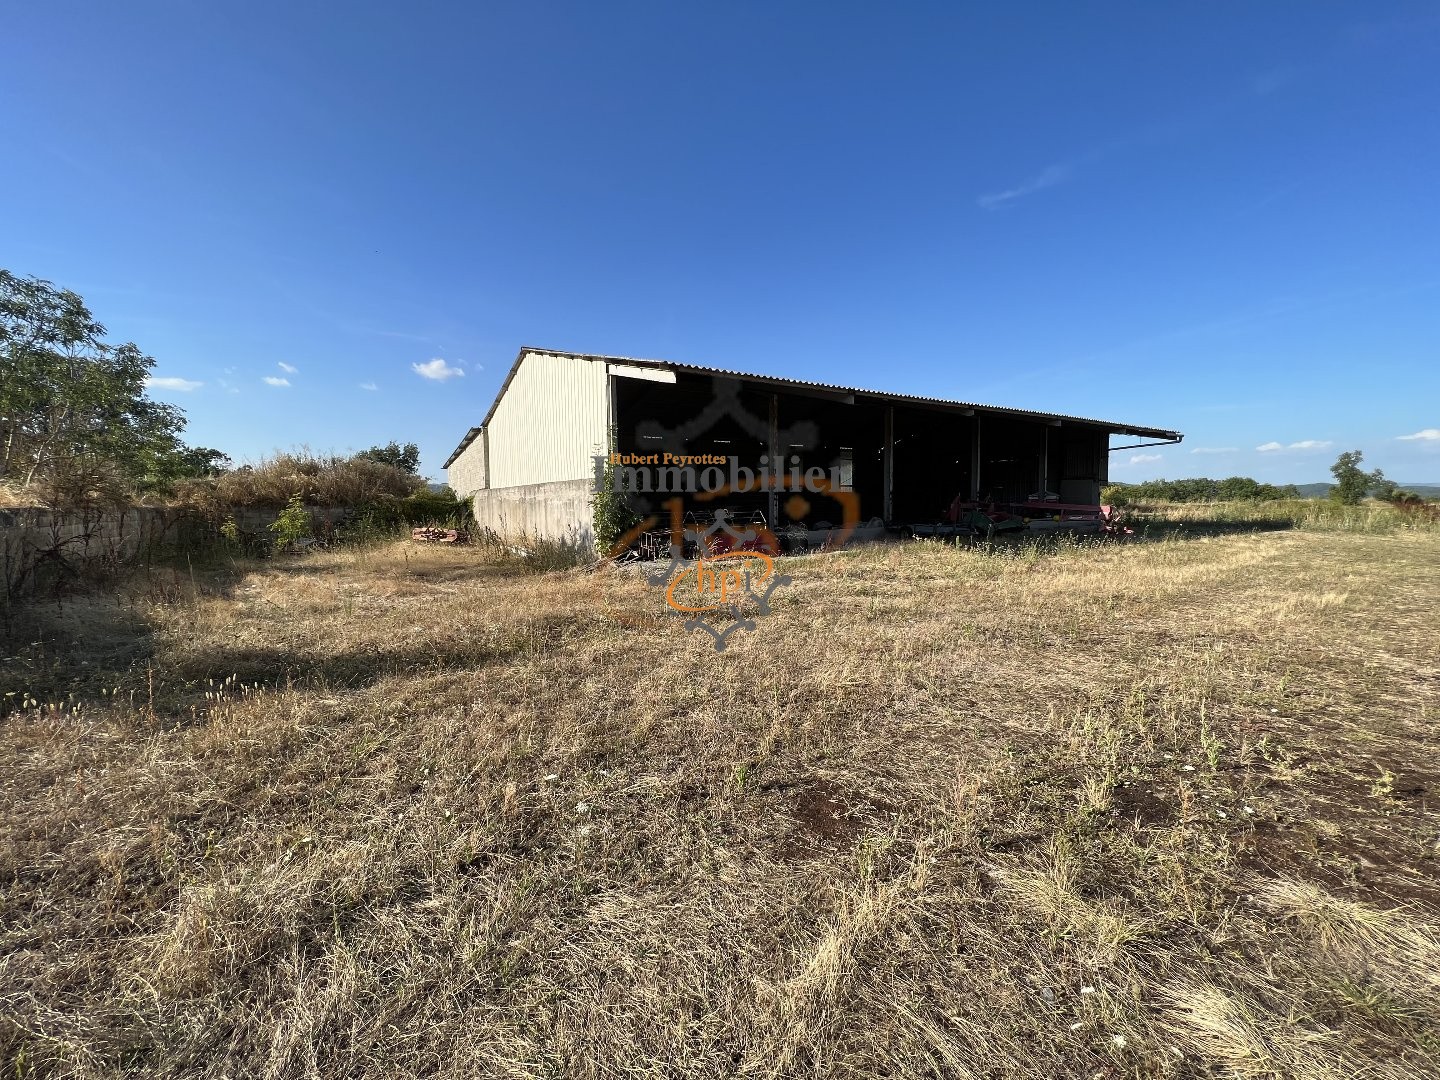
[4,2,1438,483]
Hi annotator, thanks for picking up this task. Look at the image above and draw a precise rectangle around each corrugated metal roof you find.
[444,347,1183,468]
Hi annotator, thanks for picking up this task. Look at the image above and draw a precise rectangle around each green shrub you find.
[350,487,473,533]
[394,487,472,526]
[268,494,312,551]
[591,459,638,556]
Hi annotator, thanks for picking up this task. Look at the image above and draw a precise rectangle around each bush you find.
[218,516,240,547]
[396,487,473,526]
[268,494,312,551]
[350,487,473,532]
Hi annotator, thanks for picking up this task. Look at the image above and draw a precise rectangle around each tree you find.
[356,440,421,474]
[1,269,194,504]
[1329,450,1392,506]
[176,446,232,478]
[147,446,232,486]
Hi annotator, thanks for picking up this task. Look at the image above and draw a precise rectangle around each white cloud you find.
[1397,428,1440,442]
[263,376,290,387]
[978,164,1070,210]
[278,361,298,374]
[1190,446,1239,455]
[1257,439,1331,452]
[359,382,378,391]
[1128,453,1163,465]
[145,375,203,392]
[413,358,464,381]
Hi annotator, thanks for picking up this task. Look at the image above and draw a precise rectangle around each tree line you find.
[1104,451,1423,507]
[1102,476,1300,505]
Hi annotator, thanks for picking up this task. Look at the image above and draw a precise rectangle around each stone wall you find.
[0,504,361,606]
[0,506,202,604]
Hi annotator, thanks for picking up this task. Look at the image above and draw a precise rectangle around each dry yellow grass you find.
[2,528,1439,1078]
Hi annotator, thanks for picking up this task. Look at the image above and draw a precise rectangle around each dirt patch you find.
[773,777,895,861]
[1234,767,1440,911]
[1112,779,1178,828]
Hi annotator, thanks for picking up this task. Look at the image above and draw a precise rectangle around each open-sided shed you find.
[445,348,1181,549]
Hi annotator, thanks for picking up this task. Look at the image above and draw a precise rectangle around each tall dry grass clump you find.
[179,450,424,508]
[1136,497,1439,533]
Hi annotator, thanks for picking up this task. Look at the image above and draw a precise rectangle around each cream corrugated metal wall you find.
[485,351,609,488]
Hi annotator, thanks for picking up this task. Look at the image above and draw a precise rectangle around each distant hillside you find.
[1293,482,1440,499]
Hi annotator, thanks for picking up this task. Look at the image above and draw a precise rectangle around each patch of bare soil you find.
[1238,766,1440,908]
[768,777,896,860]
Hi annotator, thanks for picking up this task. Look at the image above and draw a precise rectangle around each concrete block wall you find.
[469,479,595,552]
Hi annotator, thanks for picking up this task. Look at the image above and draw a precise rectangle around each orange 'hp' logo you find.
[664,551,776,613]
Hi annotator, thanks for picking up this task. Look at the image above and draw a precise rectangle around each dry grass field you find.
[2,522,1439,1078]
